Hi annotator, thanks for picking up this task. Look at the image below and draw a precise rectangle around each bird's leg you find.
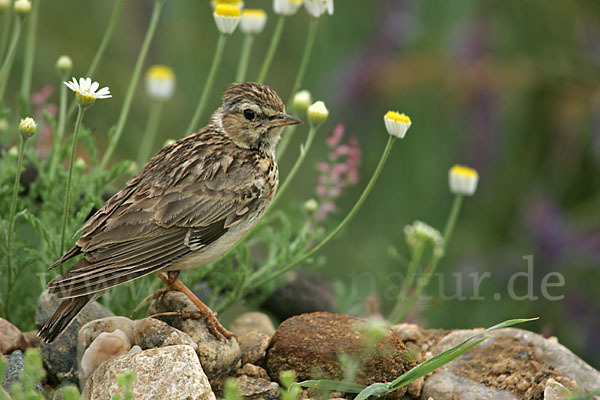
[130,271,181,317]
[153,271,234,341]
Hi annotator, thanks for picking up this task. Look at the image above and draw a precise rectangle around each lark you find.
[39,82,302,343]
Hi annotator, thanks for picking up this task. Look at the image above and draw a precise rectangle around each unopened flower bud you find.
[293,90,312,113]
[56,55,73,75]
[303,198,318,214]
[307,101,328,126]
[0,0,10,11]
[14,0,31,16]
[8,146,19,158]
[74,157,87,171]
[19,117,36,138]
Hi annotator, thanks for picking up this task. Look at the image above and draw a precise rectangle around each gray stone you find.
[35,290,114,385]
[1,350,43,393]
[229,374,279,400]
[229,312,275,337]
[422,370,519,400]
[82,345,216,400]
[421,328,600,400]
[132,317,197,351]
[239,332,270,366]
[149,291,241,381]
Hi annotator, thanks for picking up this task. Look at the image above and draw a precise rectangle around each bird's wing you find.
[49,139,268,298]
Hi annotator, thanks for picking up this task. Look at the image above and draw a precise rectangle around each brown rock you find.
[266,312,417,397]
[236,363,270,380]
[0,318,25,355]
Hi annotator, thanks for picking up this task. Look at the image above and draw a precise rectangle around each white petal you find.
[64,81,76,91]
[90,81,99,93]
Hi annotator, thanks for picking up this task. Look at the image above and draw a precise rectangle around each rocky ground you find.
[1,291,599,400]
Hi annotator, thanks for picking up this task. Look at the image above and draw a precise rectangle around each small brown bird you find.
[39,82,302,342]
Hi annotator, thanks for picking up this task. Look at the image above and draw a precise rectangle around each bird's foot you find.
[130,286,171,318]
[149,310,234,341]
[151,272,234,341]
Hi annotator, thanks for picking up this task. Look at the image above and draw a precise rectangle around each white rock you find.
[80,329,131,383]
[83,345,215,400]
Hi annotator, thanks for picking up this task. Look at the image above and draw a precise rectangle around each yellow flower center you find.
[215,4,241,17]
[290,0,302,3]
[450,165,479,178]
[385,111,411,124]
[215,0,242,4]
[147,65,175,80]
[242,9,266,18]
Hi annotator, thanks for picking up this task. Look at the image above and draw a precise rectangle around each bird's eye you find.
[243,109,256,121]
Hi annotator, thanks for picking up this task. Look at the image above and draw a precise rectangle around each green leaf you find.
[295,380,366,393]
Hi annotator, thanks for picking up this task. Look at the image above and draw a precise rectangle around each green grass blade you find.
[354,383,390,400]
[295,380,366,393]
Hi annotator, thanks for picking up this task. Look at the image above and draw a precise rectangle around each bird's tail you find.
[38,295,93,343]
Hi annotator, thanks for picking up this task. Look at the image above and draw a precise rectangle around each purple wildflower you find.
[314,123,361,221]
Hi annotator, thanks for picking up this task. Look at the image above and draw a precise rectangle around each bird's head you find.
[214,82,303,154]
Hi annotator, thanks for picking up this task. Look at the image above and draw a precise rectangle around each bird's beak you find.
[274,113,303,127]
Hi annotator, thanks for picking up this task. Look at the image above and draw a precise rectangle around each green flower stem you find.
[0,5,12,60]
[49,72,68,179]
[443,194,463,245]
[276,17,319,159]
[60,106,86,255]
[250,135,397,291]
[186,33,227,134]
[101,0,164,168]
[236,34,254,82]
[269,124,318,210]
[0,17,22,104]
[388,242,425,324]
[19,0,39,112]
[257,15,285,84]
[137,100,163,165]
[4,133,29,320]
[66,0,123,121]
[390,194,465,323]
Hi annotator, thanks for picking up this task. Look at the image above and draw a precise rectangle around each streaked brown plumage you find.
[39,82,302,342]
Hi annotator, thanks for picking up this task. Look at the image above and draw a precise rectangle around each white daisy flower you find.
[448,165,479,196]
[64,77,111,107]
[384,111,411,139]
[214,4,241,35]
[240,9,267,35]
[145,65,175,101]
[304,0,333,18]
[273,0,302,16]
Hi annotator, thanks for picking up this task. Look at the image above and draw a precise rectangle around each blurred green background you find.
[3,0,600,367]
